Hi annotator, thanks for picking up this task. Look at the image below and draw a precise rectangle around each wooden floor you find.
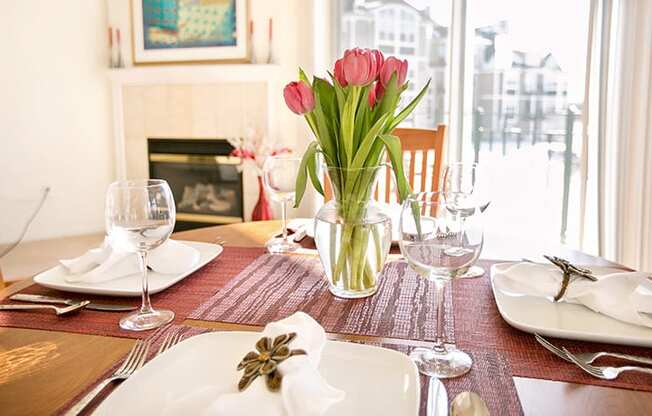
[0,234,104,282]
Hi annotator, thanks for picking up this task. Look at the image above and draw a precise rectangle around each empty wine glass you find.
[399,192,483,378]
[263,155,301,254]
[105,179,176,331]
[442,162,491,278]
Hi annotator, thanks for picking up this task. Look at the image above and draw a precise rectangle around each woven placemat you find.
[56,324,522,415]
[55,325,208,415]
[0,247,265,339]
[189,254,455,342]
[452,264,652,393]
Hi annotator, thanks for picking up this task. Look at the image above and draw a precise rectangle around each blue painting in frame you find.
[132,0,247,63]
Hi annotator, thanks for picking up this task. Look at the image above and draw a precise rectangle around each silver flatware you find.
[0,301,90,316]
[292,226,307,242]
[65,339,151,416]
[157,332,182,356]
[427,377,448,416]
[450,391,489,416]
[535,333,652,366]
[563,347,652,380]
[10,294,137,312]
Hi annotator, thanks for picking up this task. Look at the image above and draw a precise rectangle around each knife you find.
[10,294,137,312]
[427,377,448,416]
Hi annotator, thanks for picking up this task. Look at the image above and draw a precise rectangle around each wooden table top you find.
[1,221,650,415]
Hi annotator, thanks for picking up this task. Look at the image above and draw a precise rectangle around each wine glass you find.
[442,162,491,278]
[105,179,176,331]
[263,155,301,254]
[399,192,483,378]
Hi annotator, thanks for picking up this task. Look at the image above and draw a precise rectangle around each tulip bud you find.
[334,58,347,87]
[368,82,384,109]
[380,57,408,88]
[337,48,377,86]
[283,81,315,115]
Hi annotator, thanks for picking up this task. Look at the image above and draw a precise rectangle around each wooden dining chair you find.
[324,125,447,202]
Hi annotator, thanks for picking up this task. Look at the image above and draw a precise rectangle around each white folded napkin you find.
[59,238,200,283]
[493,262,652,328]
[163,312,345,416]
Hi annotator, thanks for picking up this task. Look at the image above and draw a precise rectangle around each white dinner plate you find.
[490,263,652,347]
[95,331,420,416]
[33,241,222,297]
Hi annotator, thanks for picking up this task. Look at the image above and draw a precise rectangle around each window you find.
[336,0,592,247]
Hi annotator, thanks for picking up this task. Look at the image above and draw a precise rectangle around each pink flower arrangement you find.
[228,128,291,175]
[283,48,431,207]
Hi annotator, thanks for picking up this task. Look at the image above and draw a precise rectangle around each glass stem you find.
[281,199,288,242]
[432,278,447,352]
[138,250,153,314]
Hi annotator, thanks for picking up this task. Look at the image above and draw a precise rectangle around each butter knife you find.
[10,294,137,312]
[427,377,448,416]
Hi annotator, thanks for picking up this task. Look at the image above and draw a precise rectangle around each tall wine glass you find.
[263,155,301,254]
[105,179,176,331]
[442,162,491,278]
[399,192,483,378]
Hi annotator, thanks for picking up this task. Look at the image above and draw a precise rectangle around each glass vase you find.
[314,166,391,298]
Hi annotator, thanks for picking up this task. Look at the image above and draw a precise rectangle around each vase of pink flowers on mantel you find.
[284,48,430,298]
[228,129,291,221]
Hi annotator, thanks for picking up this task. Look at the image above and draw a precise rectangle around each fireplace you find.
[148,138,244,232]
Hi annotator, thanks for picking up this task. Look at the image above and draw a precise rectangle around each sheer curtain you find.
[602,0,652,270]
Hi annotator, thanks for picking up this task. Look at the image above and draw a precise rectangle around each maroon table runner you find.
[0,247,265,339]
[189,254,455,342]
[188,255,652,393]
[56,325,522,416]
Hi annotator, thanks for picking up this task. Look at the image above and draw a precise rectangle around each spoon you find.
[450,391,490,416]
[0,301,90,316]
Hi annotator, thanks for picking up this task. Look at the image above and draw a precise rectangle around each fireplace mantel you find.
[107,64,281,179]
[107,64,281,86]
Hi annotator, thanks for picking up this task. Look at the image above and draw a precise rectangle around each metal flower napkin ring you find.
[544,255,597,301]
[236,332,307,392]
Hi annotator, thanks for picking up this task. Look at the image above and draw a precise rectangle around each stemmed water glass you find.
[263,155,301,254]
[105,179,176,331]
[442,162,491,278]
[399,192,484,378]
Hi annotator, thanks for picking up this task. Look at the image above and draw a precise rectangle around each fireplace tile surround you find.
[109,65,282,221]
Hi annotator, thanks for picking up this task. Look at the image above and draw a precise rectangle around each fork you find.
[65,339,151,416]
[534,333,652,366]
[156,332,182,355]
[563,347,652,380]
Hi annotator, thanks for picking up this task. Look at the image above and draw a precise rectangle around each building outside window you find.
[337,0,591,247]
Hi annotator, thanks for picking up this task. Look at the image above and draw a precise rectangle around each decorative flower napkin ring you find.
[236,332,307,392]
[544,255,597,301]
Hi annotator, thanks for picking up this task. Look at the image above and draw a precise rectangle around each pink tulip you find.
[368,82,384,109]
[283,81,315,114]
[371,49,384,75]
[334,58,347,87]
[335,48,380,86]
[380,57,408,88]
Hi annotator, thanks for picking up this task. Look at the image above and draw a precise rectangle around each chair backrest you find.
[0,265,4,289]
[323,125,447,203]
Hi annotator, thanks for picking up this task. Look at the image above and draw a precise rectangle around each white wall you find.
[0,0,113,244]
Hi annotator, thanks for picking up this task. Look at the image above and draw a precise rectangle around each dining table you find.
[1,220,651,415]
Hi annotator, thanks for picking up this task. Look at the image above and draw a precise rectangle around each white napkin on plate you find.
[163,312,345,416]
[59,238,200,283]
[493,262,652,328]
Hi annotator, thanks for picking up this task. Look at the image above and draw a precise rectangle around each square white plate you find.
[491,263,652,347]
[94,331,420,416]
[33,241,222,297]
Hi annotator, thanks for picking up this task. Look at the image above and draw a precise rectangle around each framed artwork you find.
[131,0,247,64]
